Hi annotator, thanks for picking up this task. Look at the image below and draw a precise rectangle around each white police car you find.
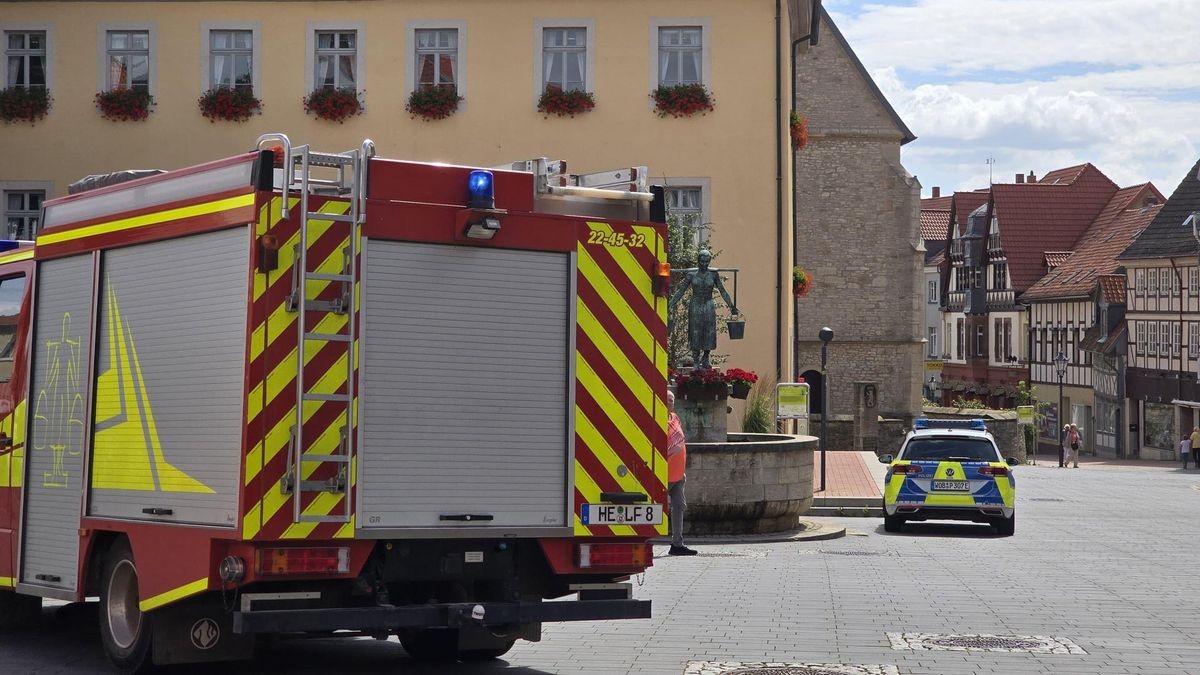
[879,418,1017,536]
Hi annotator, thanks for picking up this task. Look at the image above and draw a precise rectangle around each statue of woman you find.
[668,250,738,370]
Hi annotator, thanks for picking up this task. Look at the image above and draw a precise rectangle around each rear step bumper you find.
[231,599,651,634]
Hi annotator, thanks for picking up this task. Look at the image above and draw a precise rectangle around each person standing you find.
[1067,423,1081,468]
[1181,435,1192,470]
[666,390,697,556]
[1190,427,1200,469]
[1060,424,1071,468]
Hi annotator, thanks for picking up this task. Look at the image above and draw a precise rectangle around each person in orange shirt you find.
[667,390,696,556]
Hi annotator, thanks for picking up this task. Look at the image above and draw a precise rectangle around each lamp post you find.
[818,326,834,492]
[1054,350,1069,467]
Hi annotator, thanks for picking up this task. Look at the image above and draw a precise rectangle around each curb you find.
[808,506,882,518]
[660,519,847,545]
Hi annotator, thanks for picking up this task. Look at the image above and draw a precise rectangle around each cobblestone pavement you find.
[3,463,1199,674]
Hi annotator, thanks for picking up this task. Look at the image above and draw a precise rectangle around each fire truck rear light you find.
[577,543,649,569]
[257,234,280,272]
[258,547,350,576]
[653,262,671,297]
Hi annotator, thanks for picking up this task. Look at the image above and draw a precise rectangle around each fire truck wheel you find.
[0,591,42,629]
[458,641,516,661]
[99,541,153,673]
[400,629,458,661]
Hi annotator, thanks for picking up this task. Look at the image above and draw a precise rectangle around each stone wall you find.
[792,11,924,420]
[876,407,1027,463]
[684,434,817,535]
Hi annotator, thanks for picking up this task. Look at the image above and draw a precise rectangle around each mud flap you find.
[151,593,255,666]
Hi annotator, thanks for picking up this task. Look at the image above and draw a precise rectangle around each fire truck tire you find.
[458,641,516,661]
[399,628,457,661]
[0,591,42,629]
[99,541,153,673]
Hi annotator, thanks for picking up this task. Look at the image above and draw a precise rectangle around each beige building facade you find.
[1,0,822,384]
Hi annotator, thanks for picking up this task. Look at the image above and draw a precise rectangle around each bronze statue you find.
[669,250,738,370]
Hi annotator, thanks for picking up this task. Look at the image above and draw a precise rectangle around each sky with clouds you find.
[824,0,1200,197]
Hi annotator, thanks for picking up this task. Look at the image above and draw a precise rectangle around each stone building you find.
[793,8,922,430]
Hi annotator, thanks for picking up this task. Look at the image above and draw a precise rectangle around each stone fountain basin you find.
[683,433,818,535]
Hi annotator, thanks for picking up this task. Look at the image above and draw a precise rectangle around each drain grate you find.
[685,663,899,675]
[887,633,1086,654]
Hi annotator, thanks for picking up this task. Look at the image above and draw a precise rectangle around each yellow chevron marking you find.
[245,310,347,434]
[139,576,208,612]
[573,460,634,536]
[575,405,650,499]
[584,221,655,310]
[334,516,355,539]
[242,500,263,539]
[578,245,667,368]
[576,356,652,464]
[576,299,663,417]
[280,454,356,539]
[39,193,255,246]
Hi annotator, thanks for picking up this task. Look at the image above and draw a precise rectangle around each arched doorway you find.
[800,369,823,417]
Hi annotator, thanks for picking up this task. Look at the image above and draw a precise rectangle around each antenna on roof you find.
[985,157,996,185]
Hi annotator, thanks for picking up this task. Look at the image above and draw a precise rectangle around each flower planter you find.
[793,281,811,298]
[651,83,714,118]
[790,112,808,150]
[792,267,813,298]
[406,85,462,121]
[198,87,262,122]
[303,87,363,123]
[730,381,751,400]
[95,88,153,122]
[0,87,52,124]
[538,86,595,117]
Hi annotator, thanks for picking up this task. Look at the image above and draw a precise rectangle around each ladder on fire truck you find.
[494,158,655,204]
[257,133,375,525]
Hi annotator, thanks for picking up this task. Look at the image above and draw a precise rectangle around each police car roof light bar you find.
[913,418,987,431]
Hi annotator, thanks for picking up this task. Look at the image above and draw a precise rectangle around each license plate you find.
[581,503,663,526]
[932,480,971,492]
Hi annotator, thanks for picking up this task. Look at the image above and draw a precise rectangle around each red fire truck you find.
[0,133,670,671]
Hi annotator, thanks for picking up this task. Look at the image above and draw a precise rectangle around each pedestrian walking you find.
[1190,427,1200,469]
[1067,423,1081,468]
[666,390,696,556]
[1181,435,1192,470]
[1060,424,1070,468]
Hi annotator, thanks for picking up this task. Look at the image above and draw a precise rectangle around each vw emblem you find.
[190,618,220,650]
[946,467,955,477]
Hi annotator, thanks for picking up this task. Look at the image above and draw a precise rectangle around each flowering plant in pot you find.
[671,367,729,400]
[790,111,808,150]
[792,266,813,297]
[725,368,759,400]
[406,85,463,121]
[0,87,52,124]
[537,85,595,117]
[198,87,262,122]
[651,83,714,118]
[303,87,363,123]
[94,88,153,122]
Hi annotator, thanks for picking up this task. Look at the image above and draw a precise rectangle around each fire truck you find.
[0,133,670,671]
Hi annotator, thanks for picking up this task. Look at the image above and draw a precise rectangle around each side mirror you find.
[878,454,894,464]
[1006,457,1019,466]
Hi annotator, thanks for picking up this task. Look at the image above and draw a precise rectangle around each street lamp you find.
[1054,350,1069,467]
[818,326,834,492]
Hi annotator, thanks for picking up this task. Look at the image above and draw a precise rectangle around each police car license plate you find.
[581,503,663,526]
[932,480,971,492]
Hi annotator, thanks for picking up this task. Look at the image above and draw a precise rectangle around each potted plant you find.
[537,85,595,117]
[790,111,808,150]
[725,368,759,400]
[94,88,153,122]
[651,83,714,118]
[198,87,262,122]
[792,266,813,297]
[303,87,363,123]
[0,87,52,124]
[671,367,729,400]
[406,85,463,121]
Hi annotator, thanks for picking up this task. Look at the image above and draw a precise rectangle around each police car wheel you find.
[99,540,153,673]
[883,514,905,533]
[993,514,1015,537]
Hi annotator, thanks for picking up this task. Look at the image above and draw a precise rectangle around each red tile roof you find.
[1038,164,1091,185]
[1043,251,1074,268]
[921,195,953,211]
[993,164,1122,290]
[950,191,990,238]
[920,208,951,241]
[1097,274,1127,305]
[1022,183,1164,301]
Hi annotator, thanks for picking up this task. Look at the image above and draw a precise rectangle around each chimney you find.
[1015,173,1024,184]
[932,186,941,198]
[1028,170,1037,183]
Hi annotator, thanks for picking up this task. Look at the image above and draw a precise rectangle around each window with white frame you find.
[1190,267,1198,296]
[992,262,1008,290]
[657,27,702,86]
[1169,268,1179,296]
[1160,320,1172,356]
[975,325,986,358]
[1191,323,1199,359]
[927,279,938,303]
[4,190,42,240]
[927,327,937,358]
[1149,268,1158,296]
[315,30,357,90]
[106,30,150,91]
[665,186,704,228]
[1136,321,1145,356]
[542,28,585,92]
[1148,321,1158,356]
[209,29,252,90]
[1135,269,1145,297]
[5,31,46,89]
[1173,322,1180,358]
[956,318,964,360]
[415,28,458,91]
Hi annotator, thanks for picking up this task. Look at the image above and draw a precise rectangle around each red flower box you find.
[537,86,595,117]
[790,112,808,150]
[303,87,363,123]
[406,85,462,121]
[652,83,714,118]
[198,87,262,123]
[793,267,813,298]
[0,87,52,124]
[94,88,153,122]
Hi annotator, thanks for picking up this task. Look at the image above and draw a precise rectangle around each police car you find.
[879,418,1017,536]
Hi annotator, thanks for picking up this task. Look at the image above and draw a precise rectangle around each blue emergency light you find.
[467,170,495,209]
[913,418,987,431]
[0,240,30,253]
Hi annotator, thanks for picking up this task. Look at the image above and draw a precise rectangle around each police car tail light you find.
[978,466,1009,477]
[893,464,922,475]
[577,543,649,569]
